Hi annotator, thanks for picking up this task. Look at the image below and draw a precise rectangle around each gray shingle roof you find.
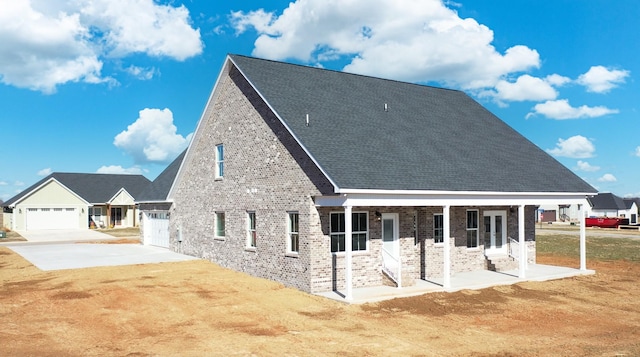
[229,54,596,193]
[590,193,625,210]
[3,173,151,206]
[136,150,186,202]
[588,193,627,210]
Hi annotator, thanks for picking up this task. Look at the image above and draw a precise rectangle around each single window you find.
[434,213,444,244]
[247,211,256,248]
[215,144,224,178]
[467,209,479,248]
[330,211,368,252]
[288,212,299,253]
[215,212,225,238]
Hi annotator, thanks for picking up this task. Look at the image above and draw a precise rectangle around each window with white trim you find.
[247,211,256,248]
[466,209,479,248]
[330,211,368,253]
[287,212,299,253]
[215,144,224,179]
[215,212,225,238]
[434,213,444,244]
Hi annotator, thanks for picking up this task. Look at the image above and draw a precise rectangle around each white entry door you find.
[483,210,507,255]
[381,213,399,259]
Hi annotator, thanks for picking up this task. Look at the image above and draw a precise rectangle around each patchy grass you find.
[95,227,140,238]
[537,234,640,262]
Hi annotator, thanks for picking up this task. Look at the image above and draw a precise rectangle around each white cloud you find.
[577,65,630,93]
[527,99,618,120]
[0,181,7,186]
[79,0,202,60]
[546,135,595,159]
[635,146,640,157]
[544,73,571,87]
[0,0,202,93]
[15,181,25,187]
[125,65,158,80]
[37,168,52,176]
[230,0,540,89]
[96,165,144,175]
[597,173,617,183]
[114,108,192,164]
[490,74,558,103]
[0,0,107,93]
[575,160,600,172]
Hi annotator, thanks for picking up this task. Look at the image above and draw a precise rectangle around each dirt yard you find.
[2,231,640,356]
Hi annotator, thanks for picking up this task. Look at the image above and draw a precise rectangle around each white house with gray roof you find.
[3,173,150,231]
[167,54,597,299]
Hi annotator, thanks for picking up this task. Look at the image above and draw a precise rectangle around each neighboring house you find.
[3,173,150,230]
[167,54,597,299]
[587,193,639,225]
[537,203,583,223]
[136,150,186,248]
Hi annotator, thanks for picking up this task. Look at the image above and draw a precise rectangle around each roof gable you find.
[229,54,596,194]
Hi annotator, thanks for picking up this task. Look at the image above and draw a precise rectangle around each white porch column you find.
[344,205,353,301]
[443,205,451,289]
[518,204,526,279]
[579,204,587,271]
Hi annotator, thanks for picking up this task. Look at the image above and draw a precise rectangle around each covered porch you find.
[317,263,595,304]
[315,190,591,302]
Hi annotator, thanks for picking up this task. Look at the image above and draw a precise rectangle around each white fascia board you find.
[10,177,90,207]
[228,56,340,193]
[135,199,174,204]
[167,57,232,201]
[315,191,593,207]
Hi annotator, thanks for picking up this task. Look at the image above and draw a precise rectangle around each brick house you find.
[167,54,596,300]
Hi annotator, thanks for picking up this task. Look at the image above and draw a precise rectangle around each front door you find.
[381,213,400,280]
[381,213,399,258]
[111,207,122,227]
[483,210,507,255]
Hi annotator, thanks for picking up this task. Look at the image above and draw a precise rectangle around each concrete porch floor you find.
[316,264,595,304]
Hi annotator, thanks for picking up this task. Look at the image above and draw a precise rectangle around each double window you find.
[215,144,224,179]
[330,212,368,253]
[287,212,299,253]
[466,209,479,248]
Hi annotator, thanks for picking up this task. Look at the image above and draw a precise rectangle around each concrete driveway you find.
[2,229,199,271]
[12,229,118,243]
[6,243,199,271]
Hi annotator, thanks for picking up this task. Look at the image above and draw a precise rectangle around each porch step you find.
[485,255,518,272]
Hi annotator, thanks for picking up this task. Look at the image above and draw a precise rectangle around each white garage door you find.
[26,208,78,230]
[144,212,170,248]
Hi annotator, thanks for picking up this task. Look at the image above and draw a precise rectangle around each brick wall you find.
[170,65,333,293]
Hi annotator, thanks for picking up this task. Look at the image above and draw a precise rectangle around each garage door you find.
[26,208,78,230]
[144,212,170,248]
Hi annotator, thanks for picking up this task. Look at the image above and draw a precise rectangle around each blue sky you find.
[1,0,638,202]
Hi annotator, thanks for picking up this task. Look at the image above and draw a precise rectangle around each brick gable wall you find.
[170,65,333,293]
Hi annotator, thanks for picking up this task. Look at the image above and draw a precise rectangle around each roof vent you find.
[306,113,309,127]
[384,103,388,112]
